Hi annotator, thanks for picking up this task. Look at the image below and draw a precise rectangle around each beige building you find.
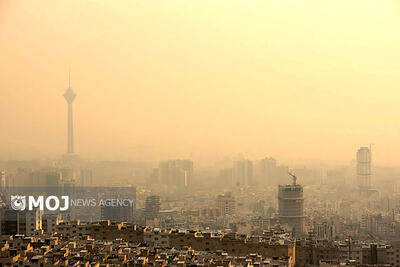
[216,192,235,216]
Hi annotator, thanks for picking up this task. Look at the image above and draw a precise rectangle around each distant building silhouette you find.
[145,195,161,220]
[258,157,289,186]
[147,168,159,188]
[232,160,253,187]
[159,160,193,188]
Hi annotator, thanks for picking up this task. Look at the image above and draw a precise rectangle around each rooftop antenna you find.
[288,171,297,185]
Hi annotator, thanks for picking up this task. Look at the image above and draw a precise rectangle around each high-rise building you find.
[232,160,253,187]
[357,146,371,190]
[159,160,193,188]
[145,195,161,220]
[64,72,76,155]
[216,192,235,216]
[278,174,305,236]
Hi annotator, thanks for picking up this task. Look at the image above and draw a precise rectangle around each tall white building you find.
[357,146,371,190]
[216,192,235,216]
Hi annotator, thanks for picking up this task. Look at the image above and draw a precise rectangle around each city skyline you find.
[2,2,400,266]
[1,1,400,166]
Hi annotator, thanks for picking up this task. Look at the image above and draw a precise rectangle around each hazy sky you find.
[1,0,400,165]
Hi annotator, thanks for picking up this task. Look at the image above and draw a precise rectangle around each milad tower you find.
[64,73,76,156]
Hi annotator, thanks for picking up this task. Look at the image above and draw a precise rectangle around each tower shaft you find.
[64,73,76,155]
[67,102,74,153]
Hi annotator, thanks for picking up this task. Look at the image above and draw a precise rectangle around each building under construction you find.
[278,173,305,236]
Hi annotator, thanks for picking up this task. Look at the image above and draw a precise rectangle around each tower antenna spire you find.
[68,69,71,88]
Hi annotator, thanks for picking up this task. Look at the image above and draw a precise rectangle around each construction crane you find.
[288,172,297,185]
